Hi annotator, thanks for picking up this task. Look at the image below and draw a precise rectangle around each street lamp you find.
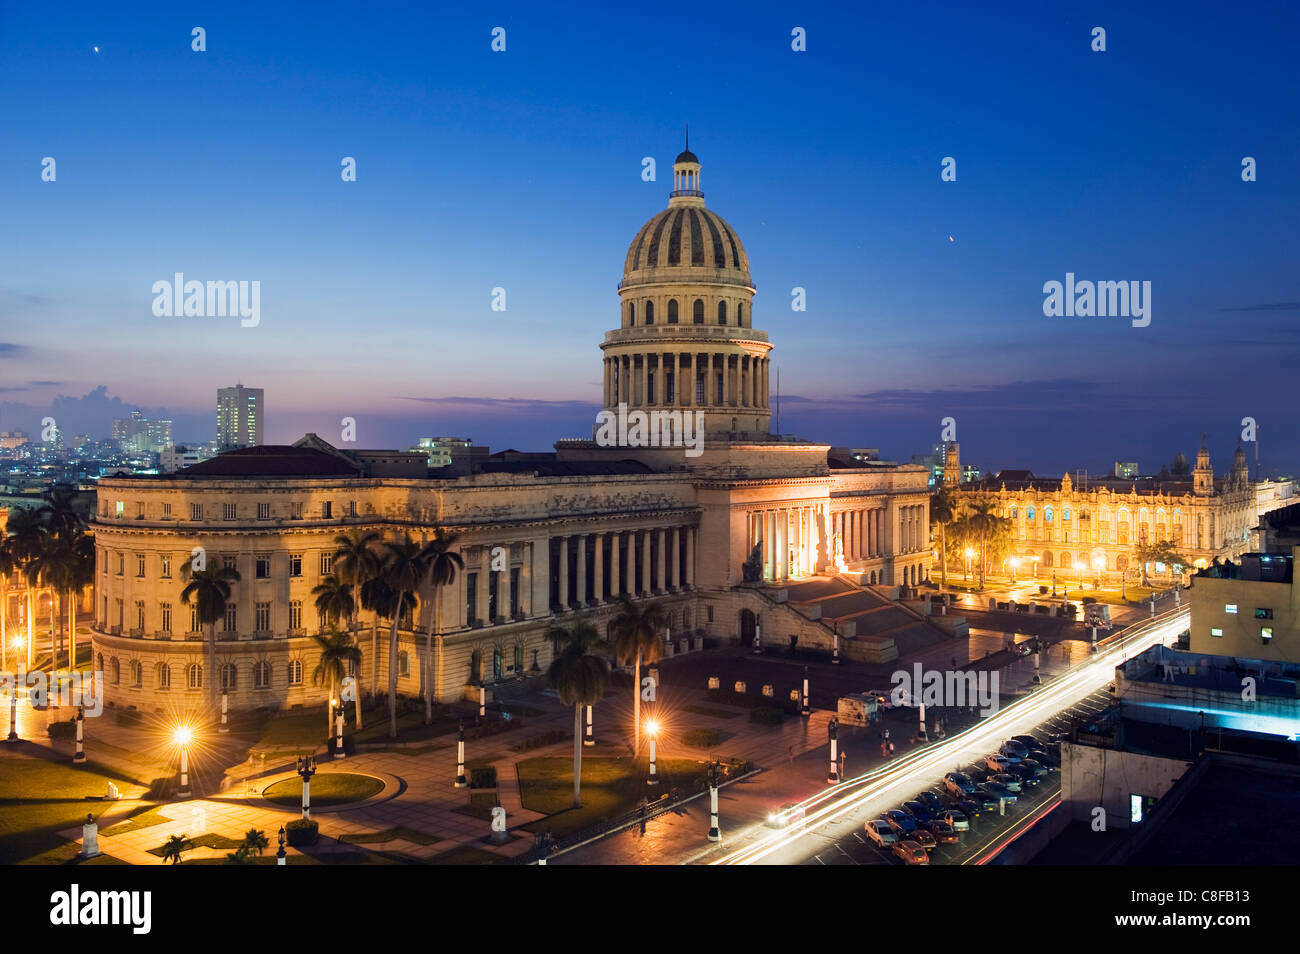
[1073,561,1085,590]
[174,726,194,798]
[1092,556,1104,589]
[6,661,21,742]
[296,755,317,819]
[219,689,229,734]
[73,705,86,763]
[964,547,975,581]
[276,825,286,866]
[645,718,660,786]
[1009,557,1020,584]
[333,701,346,758]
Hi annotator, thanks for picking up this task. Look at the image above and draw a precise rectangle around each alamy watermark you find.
[2,669,104,716]
[889,663,999,717]
[152,273,260,327]
[594,402,704,458]
[1042,272,1150,327]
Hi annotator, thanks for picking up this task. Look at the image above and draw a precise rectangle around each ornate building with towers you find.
[88,143,935,716]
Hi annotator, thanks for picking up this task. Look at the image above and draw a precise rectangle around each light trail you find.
[714,609,1188,865]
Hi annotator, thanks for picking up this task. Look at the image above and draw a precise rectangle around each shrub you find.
[1081,596,1097,605]
[748,707,784,726]
[285,819,319,846]
[682,728,723,748]
[47,720,77,740]
[510,729,567,752]
[115,709,143,727]
[1038,585,1049,595]
[470,766,497,789]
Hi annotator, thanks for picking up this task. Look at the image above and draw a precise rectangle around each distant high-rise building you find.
[111,409,172,453]
[1114,461,1139,479]
[216,385,264,449]
[407,437,482,470]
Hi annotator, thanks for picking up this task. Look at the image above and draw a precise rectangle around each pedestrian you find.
[884,727,890,740]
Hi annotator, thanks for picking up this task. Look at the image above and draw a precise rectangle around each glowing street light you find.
[1073,561,1085,590]
[645,719,660,786]
[174,725,194,798]
[963,547,975,581]
[1009,557,1020,584]
[1092,556,1104,589]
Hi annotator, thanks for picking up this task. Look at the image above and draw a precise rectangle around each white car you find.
[864,818,898,847]
[985,754,1013,773]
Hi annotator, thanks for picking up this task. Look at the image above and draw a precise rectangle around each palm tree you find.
[418,529,463,724]
[180,559,241,705]
[5,508,45,661]
[377,536,426,738]
[310,573,359,728]
[332,530,382,699]
[545,619,610,808]
[360,574,399,715]
[310,628,361,737]
[608,596,665,756]
[160,833,192,865]
[968,499,998,591]
[0,541,11,667]
[929,490,956,592]
[36,486,84,539]
[19,531,59,666]
[43,531,93,670]
[243,828,269,856]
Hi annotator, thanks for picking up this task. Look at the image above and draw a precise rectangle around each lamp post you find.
[296,754,317,819]
[478,684,486,720]
[455,719,468,788]
[333,702,345,758]
[1009,557,1019,584]
[645,719,660,786]
[583,704,595,746]
[73,705,85,763]
[7,660,22,742]
[706,760,722,842]
[276,825,286,865]
[752,618,762,655]
[800,667,810,717]
[175,726,193,798]
[917,700,927,741]
[964,547,974,581]
[1032,637,1041,685]
[1092,557,1103,590]
[1073,561,1085,590]
[832,632,840,665]
[826,716,840,784]
[1051,569,1057,596]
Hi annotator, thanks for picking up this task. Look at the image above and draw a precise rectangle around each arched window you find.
[627,301,635,325]
[1041,551,1053,568]
[694,299,705,324]
[1026,506,1035,520]
[111,658,120,685]
[187,664,202,690]
[288,659,303,685]
[1063,508,1071,520]
[645,301,654,325]
[492,645,503,680]
[513,642,523,673]
[717,301,727,324]
[1010,506,1018,518]
[154,662,166,689]
[96,652,104,673]
[1045,507,1054,523]
[220,662,237,691]
[398,651,410,678]
[667,299,679,323]
[254,660,271,689]
[738,302,745,325]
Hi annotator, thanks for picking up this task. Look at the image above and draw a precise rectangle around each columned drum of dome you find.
[602,144,773,441]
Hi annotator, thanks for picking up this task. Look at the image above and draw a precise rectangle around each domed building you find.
[88,141,935,718]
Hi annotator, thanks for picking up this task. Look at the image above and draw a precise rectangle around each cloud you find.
[28,380,60,387]
[0,343,27,357]
[396,395,598,411]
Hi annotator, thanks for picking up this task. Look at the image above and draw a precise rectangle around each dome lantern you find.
[670,127,703,207]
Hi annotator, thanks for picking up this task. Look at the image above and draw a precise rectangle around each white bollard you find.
[583,705,595,746]
[708,783,721,842]
[918,702,927,741]
[827,737,839,784]
[73,708,85,763]
[219,690,229,733]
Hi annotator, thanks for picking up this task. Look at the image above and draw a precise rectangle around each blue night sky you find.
[2,0,1297,478]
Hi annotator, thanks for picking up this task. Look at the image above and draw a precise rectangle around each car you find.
[903,800,934,823]
[985,754,1013,772]
[1010,735,1038,749]
[923,819,960,844]
[1000,740,1028,761]
[966,790,998,811]
[1019,757,1049,777]
[1008,764,1040,787]
[865,818,898,847]
[941,809,970,832]
[980,782,1018,803]
[865,689,897,710]
[1028,745,1060,767]
[884,810,918,835]
[909,828,938,850]
[767,802,806,828]
[892,840,929,865]
[944,772,976,796]
[915,791,945,812]
[989,772,1023,792]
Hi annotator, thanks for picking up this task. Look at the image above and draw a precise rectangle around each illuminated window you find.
[1045,507,1053,523]
[398,651,410,677]
[114,500,124,518]
[1225,604,1238,614]
[1064,508,1071,520]
[1261,627,1273,642]
[187,664,203,690]
[1026,507,1035,520]
[288,659,303,685]
[1255,608,1273,619]
[1210,627,1223,638]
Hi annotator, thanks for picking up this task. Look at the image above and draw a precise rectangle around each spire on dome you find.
[670,129,703,205]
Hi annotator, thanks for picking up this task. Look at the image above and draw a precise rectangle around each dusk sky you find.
[2,1,1297,477]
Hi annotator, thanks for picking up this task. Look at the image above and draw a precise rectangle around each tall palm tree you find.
[180,559,241,705]
[545,619,610,808]
[968,499,998,591]
[44,531,93,670]
[311,573,359,728]
[418,529,463,724]
[160,833,192,865]
[377,536,426,738]
[20,532,59,666]
[36,486,84,539]
[5,508,45,663]
[0,541,11,668]
[929,490,956,592]
[310,627,361,737]
[608,596,665,756]
[332,530,382,698]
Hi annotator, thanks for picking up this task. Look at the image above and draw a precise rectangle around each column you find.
[499,543,512,619]
[721,353,730,407]
[478,547,490,623]
[610,532,621,598]
[656,528,666,593]
[521,541,534,616]
[671,527,681,588]
[593,534,604,603]
[558,536,569,610]
[625,531,637,596]
[641,530,651,594]
[686,528,696,586]
[575,534,587,606]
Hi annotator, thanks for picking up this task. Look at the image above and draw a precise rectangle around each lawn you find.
[0,753,143,864]
[338,826,441,847]
[516,756,711,839]
[263,772,384,807]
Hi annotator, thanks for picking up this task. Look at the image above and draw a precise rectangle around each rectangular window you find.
[114,500,124,518]
[715,373,723,404]
[1210,627,1223,638]
[191,604,199,633]
[696,372,705,404]
[322,501,333,519]
[135,601,145,631]
[348,500,357,517]
[1225,604,1238,614]
[222,555,236,570]
[1255,608,1273,620]
[1262,627,1274,642]
[115,599,123,629]
[160,554,172,579]
[466,572,478,622]
[647,374,655,404]
[116,553,124,576]
[163,502,173,518]
[254,662,270,689]
[161,603,172,634]
[256,602,271,632]
[224,604,237,633]
[136,554,146,577]
[256,556,271,579]
[289,600,302,629]
[320,553,333,575]
[136,501,145,519]
[665,372,675,404]
[223,503,237,521]
[190,502,202,521]
[291,502,303,520]
[257,502,271,520]
[289,553,302,577]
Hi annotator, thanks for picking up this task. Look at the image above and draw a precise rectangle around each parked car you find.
[892,840,929,865]
[916,791,945,813]
[865,689,897,710]
[902,800,934,823]
[989,772,1023,792]
[1000,740,1028,761]
[944,772,976,796]
[865,818,898,847]
[884,810,918,835]
[924,819,960,844]
[980,782,1018,803]
[985,754,1014,773]
[1019,757,1049,777]
[909,828,938,850]
[767,802,806,828]
[941,809,970,832]
[1010,735,1039,749]
[1008,764,1040,787]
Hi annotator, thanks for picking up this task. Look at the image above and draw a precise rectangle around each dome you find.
[675,148,699,164]
[622,205,750,277]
